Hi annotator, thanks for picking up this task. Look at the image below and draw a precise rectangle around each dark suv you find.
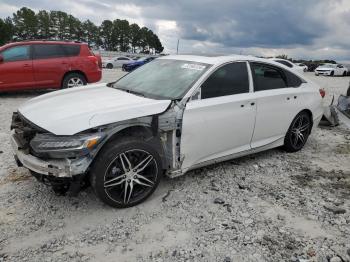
[0,40,102,91]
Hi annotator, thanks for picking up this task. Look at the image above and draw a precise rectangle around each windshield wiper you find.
[114,87,145,97]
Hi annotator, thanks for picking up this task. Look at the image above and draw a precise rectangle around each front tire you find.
[343,71,347,77]
[283,112,311,152]
[330,71,334,76]
[62,73,87,89]
[90,137,162,208]
[106,63,113,69]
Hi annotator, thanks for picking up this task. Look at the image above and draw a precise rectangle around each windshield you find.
[113,59,211,99]
[319,64,335,68]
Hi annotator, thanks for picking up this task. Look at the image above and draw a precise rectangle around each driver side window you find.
[201,62,249,99]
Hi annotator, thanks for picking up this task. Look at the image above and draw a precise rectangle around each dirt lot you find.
[0,71,349,262]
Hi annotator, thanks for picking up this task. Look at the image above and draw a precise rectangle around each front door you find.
[0,45,34,91]
[180,62,257,169]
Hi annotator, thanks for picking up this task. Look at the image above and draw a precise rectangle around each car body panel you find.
[181,93,257,169]
[0,59,35,90]
[249,85,312,148]
[18,84,171,135]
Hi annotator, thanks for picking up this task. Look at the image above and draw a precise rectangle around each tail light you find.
[87,55,102,69]
[319,88,326,98]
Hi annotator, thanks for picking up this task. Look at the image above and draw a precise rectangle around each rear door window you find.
[250,63,287,91]
[1,45,30,62]
[33,44,66,59]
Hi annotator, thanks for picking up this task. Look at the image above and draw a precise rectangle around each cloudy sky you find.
[1,0,350,61]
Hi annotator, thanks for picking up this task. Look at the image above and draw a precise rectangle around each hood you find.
[316,66,335,70]
[18,84,171,135]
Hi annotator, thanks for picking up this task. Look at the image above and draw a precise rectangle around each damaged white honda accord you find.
[11,55,324,208]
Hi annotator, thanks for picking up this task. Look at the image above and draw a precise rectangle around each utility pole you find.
[176,39,180,54]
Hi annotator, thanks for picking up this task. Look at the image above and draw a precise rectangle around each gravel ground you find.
[0,71,349,262]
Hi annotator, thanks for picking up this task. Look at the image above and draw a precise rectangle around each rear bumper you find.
[86,69,102,83]
[11,134,90,178]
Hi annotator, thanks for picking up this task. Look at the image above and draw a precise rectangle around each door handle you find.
[250,102,255,106]
[23,64,31,67]
[287,97,290,100]
[294,96,297,99]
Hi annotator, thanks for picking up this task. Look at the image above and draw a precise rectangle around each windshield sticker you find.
[181,63,206,71]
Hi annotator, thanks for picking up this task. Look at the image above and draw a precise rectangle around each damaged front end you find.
[10,112,105,194]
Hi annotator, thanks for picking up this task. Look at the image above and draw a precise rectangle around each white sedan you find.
[315,64,348,76]
[11,55,324,208]
[102,56,134,69]
[270,58,306,73]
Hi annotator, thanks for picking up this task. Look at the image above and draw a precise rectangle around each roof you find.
[158,54,283,66]
[0,40,83,50]
[157,54,307,79]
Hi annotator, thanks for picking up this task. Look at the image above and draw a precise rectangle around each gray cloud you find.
[1,0,350,60]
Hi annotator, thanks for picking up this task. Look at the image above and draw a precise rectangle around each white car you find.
[10,55,324,208]
[270,58,305,73]
[102,56,134,69]
[315,64,348,76]
[296,63,308,72]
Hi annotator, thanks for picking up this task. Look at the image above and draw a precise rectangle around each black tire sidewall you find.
[90,138,162,208]
[107,63,113,69]
[283,112,311,152]
[62,73,87,89]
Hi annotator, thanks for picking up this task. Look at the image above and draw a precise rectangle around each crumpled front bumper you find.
[11,134,91,178]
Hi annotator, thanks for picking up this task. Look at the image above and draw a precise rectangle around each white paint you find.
[18,84,171,135]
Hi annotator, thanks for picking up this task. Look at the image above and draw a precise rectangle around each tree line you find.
[0,7,164,53]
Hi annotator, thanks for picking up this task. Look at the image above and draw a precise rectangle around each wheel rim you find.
[67,77,84,88]
[103,149,158,205]
[290,115,310,149]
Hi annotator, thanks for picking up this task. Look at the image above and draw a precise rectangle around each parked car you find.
[315,63,348,76]
[296,63,308,72]
[11,55,324,208]
[102,56,134,69]
[122,56,156,72]
[270,58,305,73]
[0,40,102,92]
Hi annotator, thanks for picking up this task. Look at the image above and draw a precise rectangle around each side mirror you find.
[0,55,3,63]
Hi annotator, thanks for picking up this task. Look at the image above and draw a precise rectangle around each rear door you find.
[180,62,257,169]
[0,45,35,91]
[32,44,70,89]
[249,62,306,148]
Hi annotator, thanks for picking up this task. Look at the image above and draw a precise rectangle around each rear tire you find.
[62,73,87,89]
[90,137,162,208]
[283,112,311,152]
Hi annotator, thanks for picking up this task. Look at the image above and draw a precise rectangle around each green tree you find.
[100,20,113,50]
[12,7,38,40]
[82,19,98,46]
[129,23,140,53]
[0,17,14,45]
[36,10,50,39]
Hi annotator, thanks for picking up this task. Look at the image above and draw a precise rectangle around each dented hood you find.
[18,83,171,135]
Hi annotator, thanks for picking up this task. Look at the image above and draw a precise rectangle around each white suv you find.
[11,55,324,208]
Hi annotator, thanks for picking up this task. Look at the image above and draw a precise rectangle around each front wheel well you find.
[91,125,167,171]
